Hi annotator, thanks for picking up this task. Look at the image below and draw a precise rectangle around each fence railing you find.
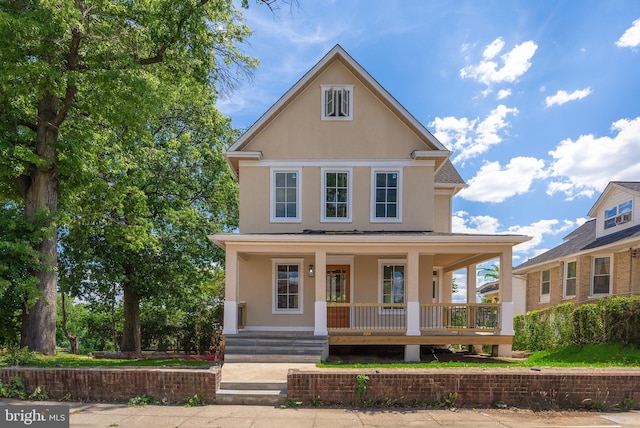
[325,302,500,333]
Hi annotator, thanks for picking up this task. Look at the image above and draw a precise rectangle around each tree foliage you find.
[0,0,256,353]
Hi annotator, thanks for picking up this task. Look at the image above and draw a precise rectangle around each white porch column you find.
[498,249,514,357]
[405,250,420,362]
[466,263,477,329]
[314,250,328,336]
[222,247,238,335]
[406,250,420,336]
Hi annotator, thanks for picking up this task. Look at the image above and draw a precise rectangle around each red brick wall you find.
[288,368,640,409]
[0,367,220,403]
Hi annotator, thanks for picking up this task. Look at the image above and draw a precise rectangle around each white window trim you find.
[590,254,613,297]
[370,168,403,223]
[270,168,302,223]
[378,259,407,314]
[321,84,354,121]
[563,260,577,299]
[272,258,304,314]
[539,269,550,303]
[321,167,352,223]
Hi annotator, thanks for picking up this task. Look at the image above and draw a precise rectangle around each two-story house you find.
[514,181,640,312]
[209,45,529,362]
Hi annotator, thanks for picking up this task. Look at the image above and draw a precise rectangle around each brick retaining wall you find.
[0,367,220,403]
[288,368,640,410]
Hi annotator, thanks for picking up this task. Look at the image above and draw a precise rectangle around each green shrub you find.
[573,303,604,344]
[1,347,38,366]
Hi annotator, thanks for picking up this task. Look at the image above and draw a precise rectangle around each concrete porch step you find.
[224,332,328,363]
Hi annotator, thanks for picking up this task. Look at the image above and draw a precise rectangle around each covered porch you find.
[209,232,529,361]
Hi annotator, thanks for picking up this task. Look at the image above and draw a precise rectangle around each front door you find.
[326,265,350,328]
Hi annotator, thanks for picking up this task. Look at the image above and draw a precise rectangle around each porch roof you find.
[209,230,530,249]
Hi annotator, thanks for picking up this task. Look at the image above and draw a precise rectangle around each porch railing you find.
[327,303,406,332]
[420,303,500,332]
[325,302,500,333]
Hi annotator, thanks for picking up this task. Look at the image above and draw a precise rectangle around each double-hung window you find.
[272,259,303,314]
[604,200,632,229]
[322,168,351,222]
[540,269,550,302]
[592,256,611,295]
[371,169,402,222]
[379,260,406,309]
[271,168,301,222]
[564,261,576,298]
[321,85,353,120]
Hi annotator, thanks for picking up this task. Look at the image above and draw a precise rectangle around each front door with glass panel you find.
[326,265,350,328]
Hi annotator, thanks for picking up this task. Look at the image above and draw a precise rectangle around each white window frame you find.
[563,260,577,298]
[270,168,302,223]
[378,259,406,314]
[272,258,304,314]
[370,168,403,223]
[321,167,352,222]
[604,200,632,229]
[540,269,550,303]
[591,255,612,297]
[321,84,353,121]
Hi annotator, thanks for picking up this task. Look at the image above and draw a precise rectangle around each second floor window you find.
[372,169,402,222]
[322,169,351,222]
[271,169,301,222]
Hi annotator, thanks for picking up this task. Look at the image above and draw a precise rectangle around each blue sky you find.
[217,1,640,298]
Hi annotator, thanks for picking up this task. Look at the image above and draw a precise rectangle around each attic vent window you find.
[321,85,353,120]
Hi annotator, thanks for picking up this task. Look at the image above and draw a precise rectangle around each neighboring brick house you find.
[514,181,640,312]
[209,45,529,362]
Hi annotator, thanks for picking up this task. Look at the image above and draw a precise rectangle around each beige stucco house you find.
[209,45,530,362]
[514,181,640,312]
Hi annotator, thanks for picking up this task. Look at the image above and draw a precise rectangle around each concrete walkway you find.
[220,362,318,383]
[2,398,640,427]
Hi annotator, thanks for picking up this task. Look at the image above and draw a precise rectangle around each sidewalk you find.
[2,399,640,427]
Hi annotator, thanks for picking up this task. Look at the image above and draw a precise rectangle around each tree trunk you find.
[61,293,79,354]
[121,275,141,353]
[20,93,60,355]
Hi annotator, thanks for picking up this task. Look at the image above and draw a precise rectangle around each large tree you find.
[0,0,255,354]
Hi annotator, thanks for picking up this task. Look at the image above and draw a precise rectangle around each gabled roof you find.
[434,160,466,194]
[514,219,640,272]
[587,181,640,217]
[225,44,451,175]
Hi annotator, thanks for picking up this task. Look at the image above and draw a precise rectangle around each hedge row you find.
[513,296,640,351]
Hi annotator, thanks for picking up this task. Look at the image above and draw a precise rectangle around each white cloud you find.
[547,117,640,199]
[497,89,512,100]
[452,211,581,259]
[460,38,538,85]
[616,18,640,48]
[430,105,518,164]
[545,87,592,107]
[458,157,546,203]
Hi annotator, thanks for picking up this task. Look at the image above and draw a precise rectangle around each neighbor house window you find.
[321,168,351,222]
[272,259,303,314]
[564,261,576,297]
[321,85,353,120]
[592,256,611,295]
[540,269,550,302]
[379,260,406,306]
[371,169,402,222]
[604,200,632,229]
[270,169,301,222]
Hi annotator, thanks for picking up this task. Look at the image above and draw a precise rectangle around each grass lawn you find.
[0,352,215,368]
[318,343,640,369]
[2,343,639,369]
